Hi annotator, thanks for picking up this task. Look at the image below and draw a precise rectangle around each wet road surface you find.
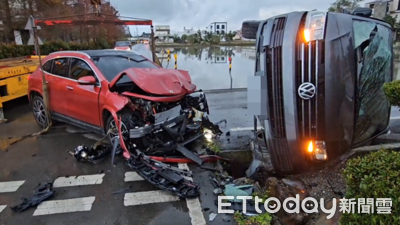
[2,90,400,225]
[0,90,251,225]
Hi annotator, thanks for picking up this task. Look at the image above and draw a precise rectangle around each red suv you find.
[27,50,214,158]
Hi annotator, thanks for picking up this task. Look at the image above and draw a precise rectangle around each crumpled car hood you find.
[110,68,196,96]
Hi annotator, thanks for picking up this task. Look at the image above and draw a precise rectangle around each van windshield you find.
[352,20,392,144]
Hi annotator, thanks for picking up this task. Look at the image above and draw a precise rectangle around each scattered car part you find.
[224,184,253,202]
[70,144,111,164]
[10,183,54,213]
[127,150,200,198]
[209,212,217,222]
[148,155,230,164]
[112,186,134,195]
[176,144,203,165]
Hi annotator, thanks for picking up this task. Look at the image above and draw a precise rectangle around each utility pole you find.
[30,15,52,134]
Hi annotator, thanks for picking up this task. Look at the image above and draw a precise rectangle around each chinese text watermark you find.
[217,195,392,219]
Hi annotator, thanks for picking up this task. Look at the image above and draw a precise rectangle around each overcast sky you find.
[110,0,370,35]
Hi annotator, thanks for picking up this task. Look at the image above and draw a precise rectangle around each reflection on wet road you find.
[157,46,255,90]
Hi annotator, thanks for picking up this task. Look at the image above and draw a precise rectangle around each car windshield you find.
[115,41,130,47]
[352,20,392,144]
[91,55,159,82]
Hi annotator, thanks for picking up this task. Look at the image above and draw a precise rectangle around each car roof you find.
[80,49,141,57]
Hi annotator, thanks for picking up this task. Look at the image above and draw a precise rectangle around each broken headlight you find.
[183,91,209,114]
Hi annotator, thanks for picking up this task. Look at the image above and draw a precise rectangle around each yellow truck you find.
[0,56,43,123]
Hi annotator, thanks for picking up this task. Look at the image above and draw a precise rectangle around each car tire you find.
[242,20,262,39]
[31,95,50,129]
[105,109,143,145]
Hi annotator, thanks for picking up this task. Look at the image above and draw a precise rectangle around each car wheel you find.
[105,109,141,145]
[31,95,50,129]
[242,20,262,39]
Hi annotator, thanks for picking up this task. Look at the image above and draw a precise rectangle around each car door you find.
[47,57,70,115]
[64,58,101,127]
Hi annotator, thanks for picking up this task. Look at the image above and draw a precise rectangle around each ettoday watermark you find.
[218,195,393,219]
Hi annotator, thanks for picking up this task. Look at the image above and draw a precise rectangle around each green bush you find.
[0,39,112,59]
[341,149,400,224]
[383,80,400,107]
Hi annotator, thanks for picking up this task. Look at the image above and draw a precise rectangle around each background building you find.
[154,25,170,37]
[365,0,399,20]
[206,22,228,34]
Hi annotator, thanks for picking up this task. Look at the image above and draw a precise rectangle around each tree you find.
[1,0,126,43]
[224,31,237,41]
[328,0,362,12]
[173,34,181,43]
[383,14,399,29]
[181,34,188,43]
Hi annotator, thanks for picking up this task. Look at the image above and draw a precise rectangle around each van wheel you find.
[31,95,50,129]
[242,20,262,39]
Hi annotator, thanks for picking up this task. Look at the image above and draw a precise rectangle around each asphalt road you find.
[0,90,251,225]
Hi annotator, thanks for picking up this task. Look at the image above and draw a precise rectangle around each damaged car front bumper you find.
[124,91,226,164]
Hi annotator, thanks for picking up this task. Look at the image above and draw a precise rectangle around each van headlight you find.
[304,11,326,43]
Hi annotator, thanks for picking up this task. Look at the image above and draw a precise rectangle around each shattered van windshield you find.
[353,20,392,144]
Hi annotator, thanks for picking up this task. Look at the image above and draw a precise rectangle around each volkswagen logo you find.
[298,82,316,100]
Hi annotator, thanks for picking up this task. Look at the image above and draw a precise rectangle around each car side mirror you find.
[78,76,96,85]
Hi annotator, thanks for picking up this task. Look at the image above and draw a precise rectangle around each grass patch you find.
[233,189,272,225]
[234,211,272,225]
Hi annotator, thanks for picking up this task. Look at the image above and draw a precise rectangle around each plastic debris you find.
[69,144,111,164]
[10,183,54,212]
[209,212,217,222]
[224,184,254,202]
[213,188,223,195]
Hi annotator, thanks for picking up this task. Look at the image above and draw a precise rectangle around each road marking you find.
[33,196,96,216]
[53,174,105,188]
[178,163,207,225]
[124,190,180,206]
[0,205,6,214]
[0,180,25,193]
[124,172,144,182]
[390,116,400,120]
[230,126,262,132]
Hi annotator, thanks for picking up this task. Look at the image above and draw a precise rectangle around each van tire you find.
[242,20,262,39]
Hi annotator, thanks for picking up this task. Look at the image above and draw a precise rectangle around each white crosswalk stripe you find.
[53,174,105,188]
[124,190,180,206]
[1,166,206,224]
[178,163,207,225]
[0,180,25,193]
[33,196,96,216]
[0,205,6,214]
